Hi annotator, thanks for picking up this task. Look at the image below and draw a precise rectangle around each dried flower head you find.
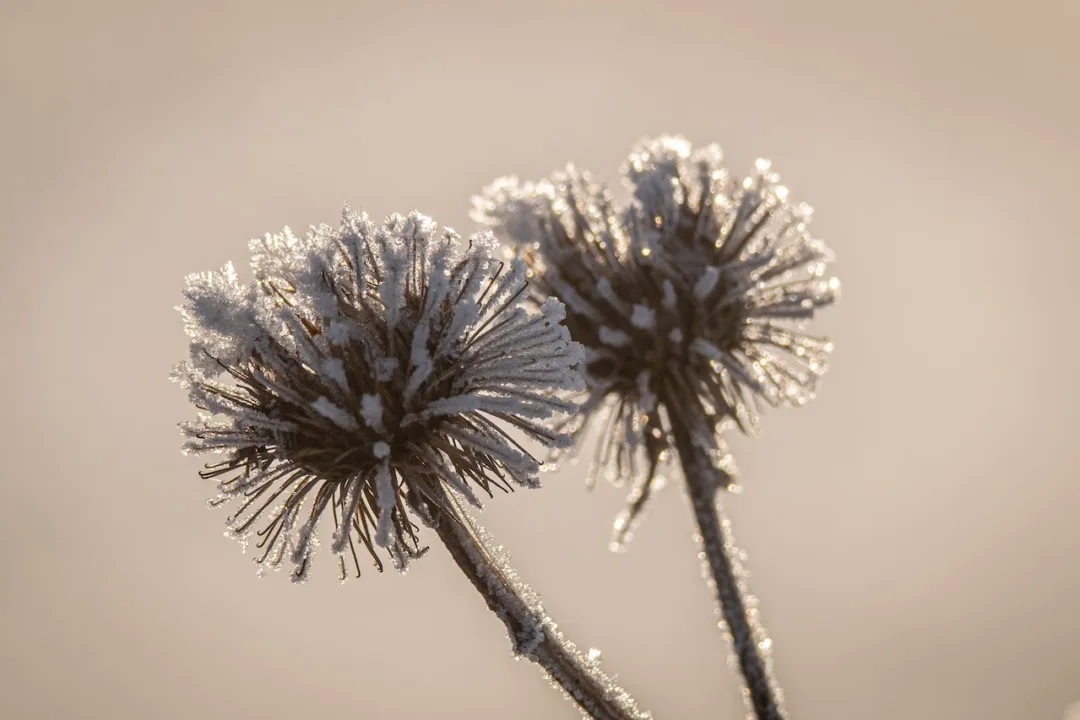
[172,208,584,582]
[473,135,840,548]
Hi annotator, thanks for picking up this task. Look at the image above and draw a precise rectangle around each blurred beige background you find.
[2,1,1078,718]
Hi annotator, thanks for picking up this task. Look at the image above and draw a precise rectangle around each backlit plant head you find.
[172,208,584,581]
[473,135,839,549]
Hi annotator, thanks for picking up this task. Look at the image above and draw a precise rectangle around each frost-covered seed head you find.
[473,135,840,549]
[172,208,584,581]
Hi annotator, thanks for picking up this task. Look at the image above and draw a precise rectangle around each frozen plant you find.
[474,135,840,720]
[171,207,651,720]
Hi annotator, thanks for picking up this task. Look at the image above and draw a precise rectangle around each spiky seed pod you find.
[473,135,840,549]
[172,208,584,582]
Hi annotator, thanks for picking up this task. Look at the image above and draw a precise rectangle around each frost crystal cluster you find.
[474,135,840,547]
[172,208,584,581]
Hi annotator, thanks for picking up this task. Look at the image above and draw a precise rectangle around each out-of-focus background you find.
[3,1,1078,718]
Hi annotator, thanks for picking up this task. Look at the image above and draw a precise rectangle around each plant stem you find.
[670,421,785,720]
[429,483,652,720]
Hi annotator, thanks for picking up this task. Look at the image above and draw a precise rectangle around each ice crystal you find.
[172,208,584,581]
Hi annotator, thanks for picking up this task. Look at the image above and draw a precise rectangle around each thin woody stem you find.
[428,484,652,720]
[670,420,785,720]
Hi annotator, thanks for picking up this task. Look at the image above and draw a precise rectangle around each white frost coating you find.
[378,240,405,333]
[436,298,480,359]
[374,458,395,547]
[547,273,604,323]
[403,320,433,403]
[311,397,358,430]
[689,337,723,361]
[474,258,528,328]
[539,295,567,324]
[691,340,763,393]
[361,394,384,431]
[321,357,349,391]
[290,490,332,566]
[598,326,631,348]
[278,307,322,367]
[417,447,484,509]
[418,394,482,419]
[466,390,578,417]
[444,424,538,476]
[375,357,399,382]
[668,328,684,344]
[249,226,306,282]
[630,304,656,330]
[373,441,391,459]
[626,134,691,180]
[693,266,721,300]
[177,263,257,377]
[636,371,656,413]
[662,280,678,311]
[596,278,628,314]
[331,475,364,555]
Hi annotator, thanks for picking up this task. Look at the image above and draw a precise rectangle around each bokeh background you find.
[3,1,1078,718]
